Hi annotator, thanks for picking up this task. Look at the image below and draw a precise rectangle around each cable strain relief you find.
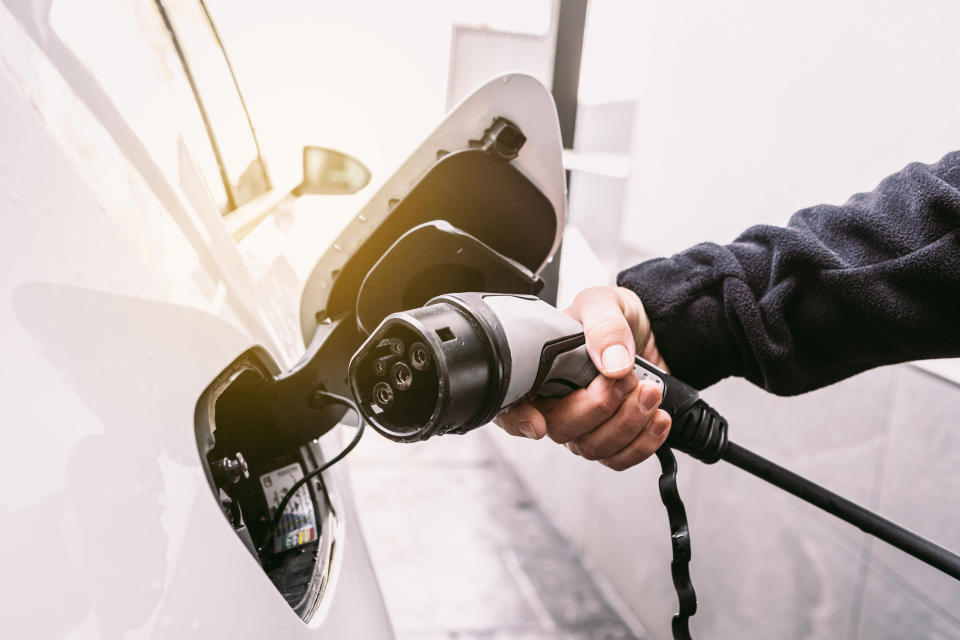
[666,399,729,464]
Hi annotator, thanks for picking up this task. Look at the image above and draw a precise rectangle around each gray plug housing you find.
[348,292,678,443]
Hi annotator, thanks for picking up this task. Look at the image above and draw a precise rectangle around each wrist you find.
[639,330,670,374]
[613,286,669,373]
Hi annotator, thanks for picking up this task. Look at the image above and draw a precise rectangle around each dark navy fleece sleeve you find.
[617,151,960,395]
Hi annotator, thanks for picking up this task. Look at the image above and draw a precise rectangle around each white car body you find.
[0,1,564,637]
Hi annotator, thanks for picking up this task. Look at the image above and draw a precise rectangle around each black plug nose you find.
[348,299,498,442]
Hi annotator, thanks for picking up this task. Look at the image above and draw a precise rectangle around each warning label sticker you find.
[259,462,318,553]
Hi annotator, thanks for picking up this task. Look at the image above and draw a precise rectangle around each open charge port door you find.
[194,347,340,619]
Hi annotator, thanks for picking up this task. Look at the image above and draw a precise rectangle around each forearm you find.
[618,151,960,395]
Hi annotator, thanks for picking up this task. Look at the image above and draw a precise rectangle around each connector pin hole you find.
[373,354,398,377]
[391,362,414,390]
[373,381,395,408]
[410,342,431,370]
[378,337,406,356]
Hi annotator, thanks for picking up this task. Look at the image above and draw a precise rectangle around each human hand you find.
[493,286,672,470]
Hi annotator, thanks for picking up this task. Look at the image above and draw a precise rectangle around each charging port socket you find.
[194,347,337,620]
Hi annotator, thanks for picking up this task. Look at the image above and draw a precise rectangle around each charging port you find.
[195,348,337,620]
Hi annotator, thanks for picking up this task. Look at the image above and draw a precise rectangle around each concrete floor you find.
[349,428,646,640]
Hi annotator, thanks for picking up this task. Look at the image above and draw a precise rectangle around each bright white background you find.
[615,0,960,256]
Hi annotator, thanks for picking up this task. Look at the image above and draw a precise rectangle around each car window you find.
[159,0,271,210]
[49,0,231,212]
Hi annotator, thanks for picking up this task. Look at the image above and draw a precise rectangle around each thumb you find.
[568,288,637,378]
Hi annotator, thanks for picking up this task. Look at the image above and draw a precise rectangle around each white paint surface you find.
[0,2,392,637]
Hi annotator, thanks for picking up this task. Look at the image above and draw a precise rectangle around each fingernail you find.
[601,344,630,372]
[518,421,537,439]
[614,376,635,398]
[651,418,669,437]
[639,384,661,410]
[567,442,581,456]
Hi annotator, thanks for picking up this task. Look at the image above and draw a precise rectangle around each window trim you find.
[154,0,272,212]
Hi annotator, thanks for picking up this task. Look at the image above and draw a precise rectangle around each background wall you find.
[618,0,960,257]
[498,1,960,639]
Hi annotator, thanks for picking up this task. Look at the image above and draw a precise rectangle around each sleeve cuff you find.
[617,254,741,390]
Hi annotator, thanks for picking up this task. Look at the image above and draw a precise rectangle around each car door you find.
[0,0,565,636]
[0,0,391,636]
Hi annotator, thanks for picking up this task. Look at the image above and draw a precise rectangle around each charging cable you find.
[258,391,366,555]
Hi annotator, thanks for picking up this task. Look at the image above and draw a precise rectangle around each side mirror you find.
[293,146,371,196]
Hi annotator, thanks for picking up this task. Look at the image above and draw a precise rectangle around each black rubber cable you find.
[656,439,960,640]
[721,442,960,581]
[258,391,365,555]
[658,389,960,640]
[656,447,695,640]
